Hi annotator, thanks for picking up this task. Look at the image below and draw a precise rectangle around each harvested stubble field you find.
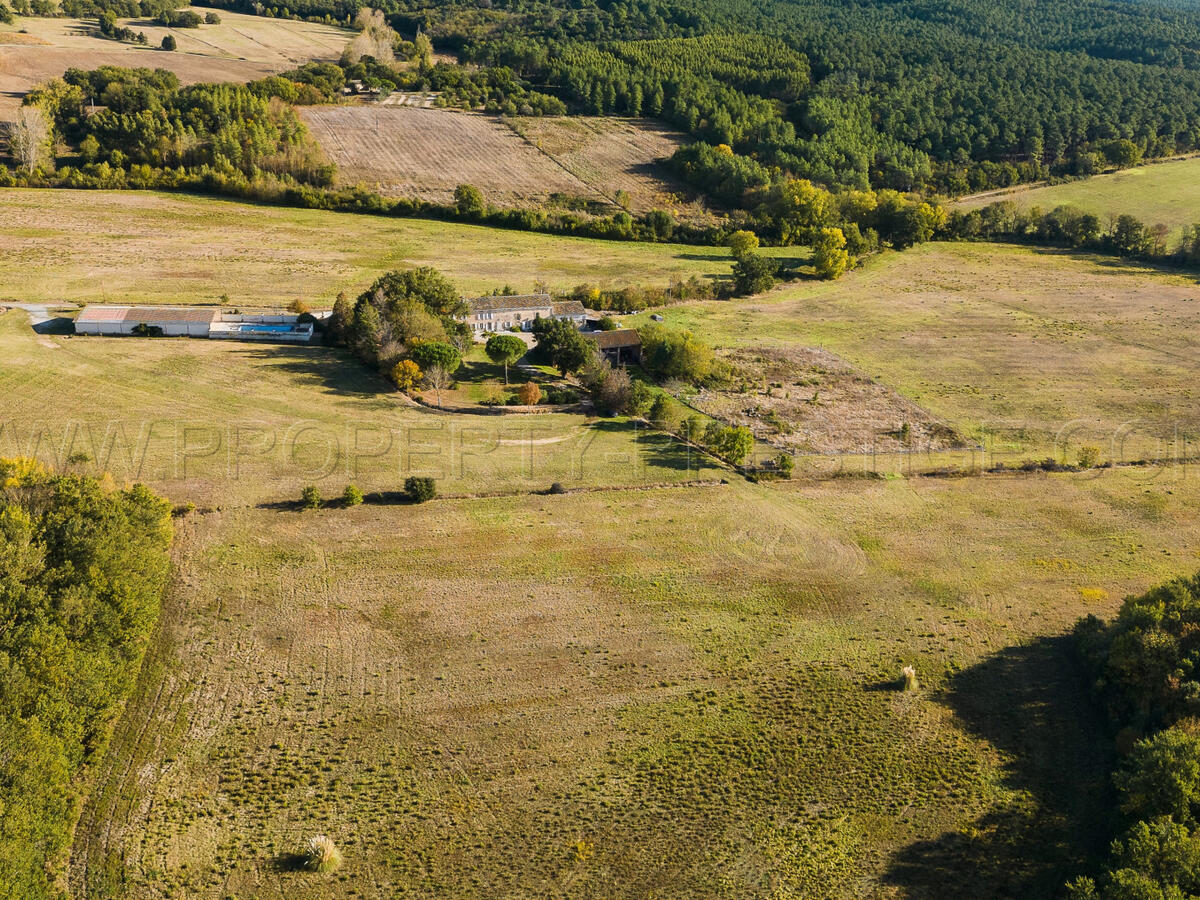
[300,106,705,218]
[0,10,350,125]
[0,189,758,304]
[69,463,1200,897]
[300,106,591,205]
[632,242,1200,461]
[954,155,1200,240]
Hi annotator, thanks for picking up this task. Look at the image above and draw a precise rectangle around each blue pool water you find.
[238,323,301,333]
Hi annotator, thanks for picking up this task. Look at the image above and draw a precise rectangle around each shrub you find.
[391,359,422,392]
[300,485,322,509]
[548,482,566,494]
[517,381,542,405]
[715,425,754,464]
[775,453,795,478]
[204,11,220,23]
[1078,445,1102,469]
[681,415,706,442]
[648,394,681,432]
[302,835,342,873]
[405,476,436,503]
[541,386,578,405]
[161,34,176,50]
[901,665,919,691]
[727,229,760,257]
[342,484,364,506]
[731,251,780,295]
[812,226,851,279]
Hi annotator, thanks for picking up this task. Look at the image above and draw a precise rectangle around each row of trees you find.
[0,458,173,896]
[945,202,1200,269]
[1070,573,1200,897]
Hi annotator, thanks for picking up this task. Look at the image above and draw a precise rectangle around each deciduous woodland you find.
[0,460,173,897]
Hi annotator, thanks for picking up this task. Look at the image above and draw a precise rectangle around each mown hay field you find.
[954,155,1200,240]
[0,189,765,305]
[300,106,707,219]
[0,10,349,124]
[629,242,1200,461]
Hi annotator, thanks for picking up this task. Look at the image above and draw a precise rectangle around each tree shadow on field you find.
[241,345,390,397]
[1026,244,1200,282]
[882,635,1116,899]
[634,429,713,473]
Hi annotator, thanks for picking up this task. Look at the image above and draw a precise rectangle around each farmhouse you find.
[73,306,315,342]
[587,328,642,364]
[463,294,587,335]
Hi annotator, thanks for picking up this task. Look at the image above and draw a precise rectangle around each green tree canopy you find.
[485,333,527,383]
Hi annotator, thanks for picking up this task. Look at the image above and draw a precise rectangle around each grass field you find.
[0,10,349,125]
[0,189,773,305]
[69,462,1200,897]
[629,242,1200,461]
[0,307,725,507]
[299,107,705,219]
[8,208,1200,895]
[955,156,1200,240]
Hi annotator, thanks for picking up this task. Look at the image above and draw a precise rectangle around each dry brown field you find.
[301,105,708,219]
[691,346,965,455]
[300,105,590,205]
[509,114,705,217]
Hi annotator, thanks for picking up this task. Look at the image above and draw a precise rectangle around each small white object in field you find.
[901,665,919,691]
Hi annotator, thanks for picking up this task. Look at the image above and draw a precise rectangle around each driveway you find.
[3,302,78,334]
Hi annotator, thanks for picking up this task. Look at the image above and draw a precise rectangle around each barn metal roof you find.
[121,307,220,325]
[76,305,133,324]
[76,305,221,325]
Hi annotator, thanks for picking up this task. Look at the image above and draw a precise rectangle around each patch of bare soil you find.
[692,346,966,454]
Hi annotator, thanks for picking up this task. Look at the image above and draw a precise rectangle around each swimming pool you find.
[237,323,303,333]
